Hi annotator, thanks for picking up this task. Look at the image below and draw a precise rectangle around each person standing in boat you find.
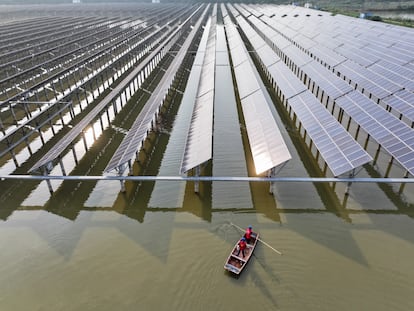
[244,225,253,244]
[236,237,247,258]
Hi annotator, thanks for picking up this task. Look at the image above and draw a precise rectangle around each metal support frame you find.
[194,165,201,193]
[267,162,288,194]
[345,168,356,195]
[116,163,128,193]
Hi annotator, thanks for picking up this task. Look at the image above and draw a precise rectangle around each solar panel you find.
[180,14,217,174]
[230,43,249,67]
[301,61,353,100]
[267,61,307,99]
[248,33,266,50]
[29,9,202,174]
[233,61,261,99]
[256,44,281,67]
[392,41,414,56]
[232,7,372,176]
[225,16,291,174]
[30,57,145,173]
[308,44,346,68]
[192,18,211,66]
[180,91,214,173]
[220,3,228,18]
[334,60,402,100]
[293,33,318,50]
[288,91,372,176]
[282,44,313,68]
[336,90,414,175]
[334,44,379,67]
[382,90,414,123]
[234,3,250,18]
[313,33,344,51]
[369,60,414,92]
[364,44,412,66]
[241,90,292,174]
[105,8,206,173]
[335,32,370,50]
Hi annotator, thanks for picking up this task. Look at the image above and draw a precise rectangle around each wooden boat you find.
[224,231,259,275]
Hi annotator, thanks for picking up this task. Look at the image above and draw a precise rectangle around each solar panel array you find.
[335,60,403,101]
[4,6,185,170]
[149,8,213,207]
[288,92,373,176]
[250,4,414,126]
[301,61,353,100]
[29,16,189,173]
[225,15,291,175]
[336,91,414,175]
[382,90,414,123]
[180,6,217,174]
[105,8,206,173]
[3,3,413,185]
[238,3,414,175]
[368,61,414,93]
[232,4,372,176]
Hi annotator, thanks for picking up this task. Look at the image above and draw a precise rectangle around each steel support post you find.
[194,166,200,193]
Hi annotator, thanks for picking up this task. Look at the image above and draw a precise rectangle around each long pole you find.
[229,222,283,255]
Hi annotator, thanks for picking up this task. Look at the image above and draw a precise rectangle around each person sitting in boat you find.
[236,237,247,258]
[244,225,253,243]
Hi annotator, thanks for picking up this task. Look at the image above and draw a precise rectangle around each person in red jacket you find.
[236,237,247,258]
[244,225,253,243]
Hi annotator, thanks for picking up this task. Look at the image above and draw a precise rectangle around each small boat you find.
[224,231,259,275]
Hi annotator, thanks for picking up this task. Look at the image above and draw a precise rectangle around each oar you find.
[229,222,283,255]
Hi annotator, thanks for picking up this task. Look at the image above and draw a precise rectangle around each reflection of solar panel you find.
[288,91,372,176]
[336,90,414,176]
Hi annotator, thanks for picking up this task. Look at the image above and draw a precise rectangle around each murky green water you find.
[1,205,414,311]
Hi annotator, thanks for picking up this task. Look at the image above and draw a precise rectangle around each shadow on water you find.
[181,161,213,222]
[350,163,414,246]
[44,128,124,219]
[222,246,280,309]
[0,126,74,220]
[363,163,414,214]
[0,179,38,220]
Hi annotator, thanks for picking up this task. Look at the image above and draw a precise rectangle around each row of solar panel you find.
[231,7,372,177]
[180,6,216,174]
[29,6,206,174]
[231,3,414,177]
[223,12,291,175]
